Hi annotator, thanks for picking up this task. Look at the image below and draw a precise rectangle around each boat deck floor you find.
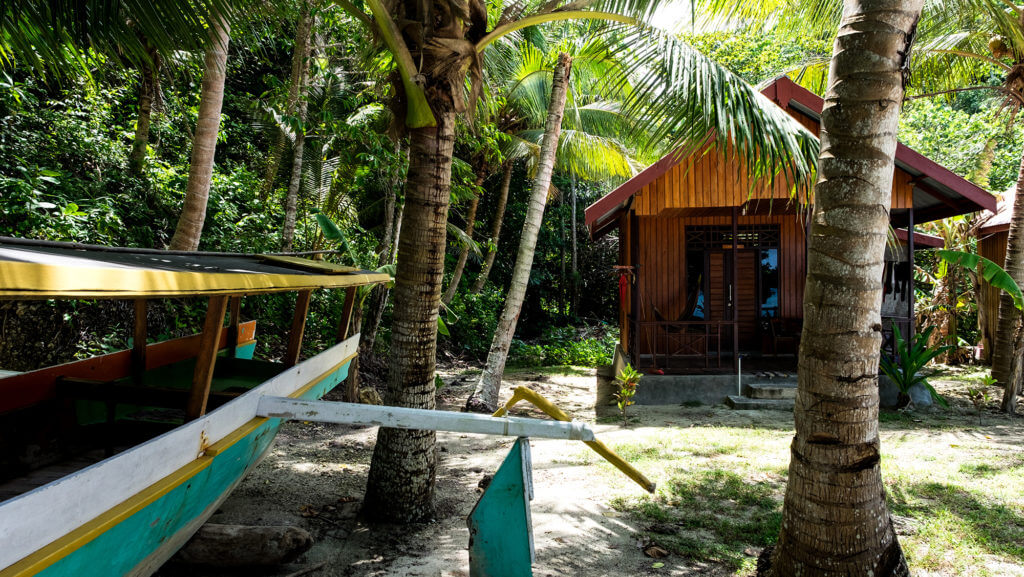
[0,449,128,502]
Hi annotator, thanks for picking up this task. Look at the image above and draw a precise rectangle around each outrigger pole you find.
[256,396,596,441]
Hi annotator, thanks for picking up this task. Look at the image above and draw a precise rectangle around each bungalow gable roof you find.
[585,76,997,238]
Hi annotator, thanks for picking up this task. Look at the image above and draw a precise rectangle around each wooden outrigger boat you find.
[0,238,652,577]
[0,238,389,577]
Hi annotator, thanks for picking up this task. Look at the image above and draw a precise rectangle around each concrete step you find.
[726,395,795,411]
[746,383,797,400]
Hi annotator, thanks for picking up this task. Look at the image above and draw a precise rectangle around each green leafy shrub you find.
[614,363,642,426]
[444,287,506,357]
[880,325,951,409]
[508,324,618,367]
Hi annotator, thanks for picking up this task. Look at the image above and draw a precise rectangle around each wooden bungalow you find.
[585,76,997,373]
[977,198,1011,361]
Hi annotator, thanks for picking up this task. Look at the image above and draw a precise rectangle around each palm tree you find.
[281,2,316,252]
[469,51,572,411]
[169,7,231,251]
[702,0,1024,411]
[129,42,162,173]
[757,0,924,573]
[466,31,645,409]
[340,0,818,521]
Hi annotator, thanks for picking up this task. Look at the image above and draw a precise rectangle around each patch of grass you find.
[613,468,783,570]
[680,400,703,407]
[888,479,1024,575]
[959,462,998,478]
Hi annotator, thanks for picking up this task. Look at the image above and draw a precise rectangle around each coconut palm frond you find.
[0,0,243,79]
[446,222,483,257]
[613,25,818,195]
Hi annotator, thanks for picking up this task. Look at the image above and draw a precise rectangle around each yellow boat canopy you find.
[0,238,391,299]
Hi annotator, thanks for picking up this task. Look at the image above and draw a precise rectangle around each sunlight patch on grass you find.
[586,409,1023,576]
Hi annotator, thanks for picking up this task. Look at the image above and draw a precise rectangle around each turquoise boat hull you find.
[19,360,349,577]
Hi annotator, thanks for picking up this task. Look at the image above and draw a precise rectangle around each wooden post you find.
[285,290,313,367]
[226,296,241,358]
[186,295,229,420]
[908,208,916,340]
[731,206,739,371]
[630,212,639,367]
[336,286,357,343]
[132,299,147,383]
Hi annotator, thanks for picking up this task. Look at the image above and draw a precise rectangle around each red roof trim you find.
[584,149,684,233]
[894,228,944,249]
[773,76,995,214]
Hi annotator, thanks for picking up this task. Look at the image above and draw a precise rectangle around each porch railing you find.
[629,319,734,370]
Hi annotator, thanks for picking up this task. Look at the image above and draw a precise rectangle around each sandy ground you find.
[155,367,1023,577]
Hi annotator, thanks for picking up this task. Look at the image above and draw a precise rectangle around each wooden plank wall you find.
[978,231,1008,355]
[633,214,806,324]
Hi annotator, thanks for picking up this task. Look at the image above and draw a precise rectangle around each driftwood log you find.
[174,524,313,567]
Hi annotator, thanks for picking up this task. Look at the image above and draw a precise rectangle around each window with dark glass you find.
[685,250,705,320]
[759,248,779,318]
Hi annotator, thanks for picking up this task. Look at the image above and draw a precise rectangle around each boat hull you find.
[0,339,355,577]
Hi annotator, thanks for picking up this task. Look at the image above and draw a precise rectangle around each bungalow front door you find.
[705,250,759,350]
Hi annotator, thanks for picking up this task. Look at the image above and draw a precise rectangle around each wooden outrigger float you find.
[0,238,653,577]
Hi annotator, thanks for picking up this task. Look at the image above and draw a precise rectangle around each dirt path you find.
[157,368,1023,577]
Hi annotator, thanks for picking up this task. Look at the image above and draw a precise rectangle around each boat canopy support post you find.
[337,286,357,343]
[285,289,313,367]
[227,296,242,358]
[187,295,230,419]
[132,298,147,383]
[255,397,596,441]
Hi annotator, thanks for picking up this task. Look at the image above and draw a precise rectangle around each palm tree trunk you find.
[571,176,578,316]
[441,176,484,304]
[280,4,315,252]
[130,46,161,174]
[471,161,513,293]
[261,4,314,201]
[168,9,230,251]
[765,1,921,574]
[468,53,571,411]
[992,147,1024,411]
[363,114,455,522]
[281,132,307,251]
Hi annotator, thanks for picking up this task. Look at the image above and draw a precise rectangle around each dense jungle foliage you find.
[0,13,1018,373]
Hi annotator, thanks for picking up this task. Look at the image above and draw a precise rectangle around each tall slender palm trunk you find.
[442,176,484,304]
[468,53,571,411]
[261,4,314,200]
[471,161,513,293]
[992,148,1024,411]
[281,4,315,252]
[765,1,921,574]
[169,10,230,251]
[130,45,161,174]
[363,115,455,522]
